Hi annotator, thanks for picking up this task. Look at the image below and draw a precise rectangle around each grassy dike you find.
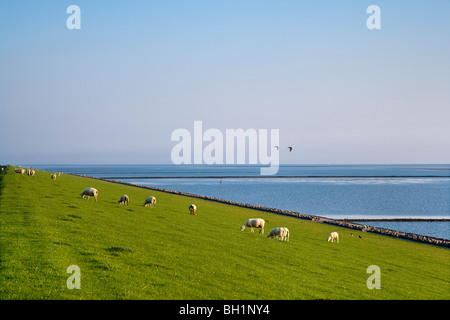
[0,166,449,300]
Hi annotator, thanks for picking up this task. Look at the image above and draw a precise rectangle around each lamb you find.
[267,227,290,241]
[189,204,197,215]
[80,187,98,201]
[118,194,129,206]
[51,173,56,180]
[14,168,25,175]
[26,169,35,176]
[144,196,156,208]
[240,218,265,234]
[327,232,339,243]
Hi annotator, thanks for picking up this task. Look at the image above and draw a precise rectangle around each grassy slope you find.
[0,167,448,300]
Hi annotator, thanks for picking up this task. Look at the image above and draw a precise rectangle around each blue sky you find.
[0,0,449,164]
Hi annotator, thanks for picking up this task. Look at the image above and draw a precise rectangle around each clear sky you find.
[0,0,449,165]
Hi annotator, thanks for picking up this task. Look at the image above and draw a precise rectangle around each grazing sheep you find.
[51,173,56,180]
[240,218,265,234]
[26,169,35,176]
[267,227,290,241]
[189,204,197,215]
[80,187,98,201]
[118,194,129,206]
[144,196,156,208]
[327,232,339,243]
[14,168,25,175]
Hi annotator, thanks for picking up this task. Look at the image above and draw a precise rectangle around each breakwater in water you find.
[72,173,449,248]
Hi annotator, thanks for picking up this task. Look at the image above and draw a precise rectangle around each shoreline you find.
[70,173,450,248]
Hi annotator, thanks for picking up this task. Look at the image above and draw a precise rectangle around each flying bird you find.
[274,146,279,150]
[288,147,293,152]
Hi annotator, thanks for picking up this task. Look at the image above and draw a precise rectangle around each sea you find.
[32,164,450,240]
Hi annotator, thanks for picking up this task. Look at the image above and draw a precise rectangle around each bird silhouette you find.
[288,147,293,152]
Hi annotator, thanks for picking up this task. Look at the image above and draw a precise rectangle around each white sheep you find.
[80,187,98,201]
[118,194,129,206]
[51,173,56,180]
[267,227,290,241]
[240,218,265,234]
[327,232,339,243]
[14,168,25,175]
[144,196,156,208]
[189,204,197,215]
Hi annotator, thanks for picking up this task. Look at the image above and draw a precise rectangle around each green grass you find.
[0,167,449,300]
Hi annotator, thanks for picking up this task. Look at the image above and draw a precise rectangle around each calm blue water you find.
[33,164,450,178]
[33,164,450,240]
